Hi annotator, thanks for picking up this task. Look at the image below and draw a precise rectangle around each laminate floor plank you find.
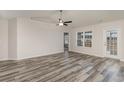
[0,51,123,82]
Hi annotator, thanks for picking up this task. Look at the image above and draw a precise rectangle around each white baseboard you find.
[1,51,64,61]
[70,50,104,58]
[70,51,124,62]
[8,58,17,61]
[120,59,124,62]
[0,58,8,61]
[16,50,64,60]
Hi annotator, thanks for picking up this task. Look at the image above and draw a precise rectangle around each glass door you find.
[105,30,118,58]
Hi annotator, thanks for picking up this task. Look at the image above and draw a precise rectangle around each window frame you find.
[76,31,92,48]
[84,31,92,47]
[76,32,84,47]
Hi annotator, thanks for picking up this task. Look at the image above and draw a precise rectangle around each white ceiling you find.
[0,10,124,28]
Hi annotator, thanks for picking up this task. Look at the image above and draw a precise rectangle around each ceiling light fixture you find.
[57,10,72,26]
[58,19,64,26]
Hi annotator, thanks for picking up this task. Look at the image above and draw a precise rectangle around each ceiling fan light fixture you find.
[57,10,72,26]
[58,22,64,26]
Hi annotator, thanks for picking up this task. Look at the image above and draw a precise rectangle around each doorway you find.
[104,29,120,59]
[64,32,69,51]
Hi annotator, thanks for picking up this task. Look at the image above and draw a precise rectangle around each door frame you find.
[103,27,121,59]
[64,32,70,51]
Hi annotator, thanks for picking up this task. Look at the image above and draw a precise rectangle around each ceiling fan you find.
[30,10,72,26]
[57,10,72,26]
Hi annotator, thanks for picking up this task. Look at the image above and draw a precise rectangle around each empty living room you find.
[0,10,124,82]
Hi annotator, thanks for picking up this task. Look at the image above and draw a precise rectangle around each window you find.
[85,31,92,47]
[77,32,83,46]
[77,31,92,47]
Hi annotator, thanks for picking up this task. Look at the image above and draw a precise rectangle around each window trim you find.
[76,31,92,48]
[76,32,84,47]
[84,31,92,47]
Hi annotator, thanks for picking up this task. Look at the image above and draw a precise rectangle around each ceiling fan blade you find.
[64,21,72,23]
[64,23,68,26]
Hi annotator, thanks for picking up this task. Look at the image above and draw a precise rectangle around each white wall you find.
[8,18,17,60]
[1,17,69,60]
[70,20,124,61]
[1,17,124,61]
[0,19,8,61]
[17,17,64,59]
[70,25,103,57]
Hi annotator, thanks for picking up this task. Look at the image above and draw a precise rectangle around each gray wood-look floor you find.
[0,51,124,82]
